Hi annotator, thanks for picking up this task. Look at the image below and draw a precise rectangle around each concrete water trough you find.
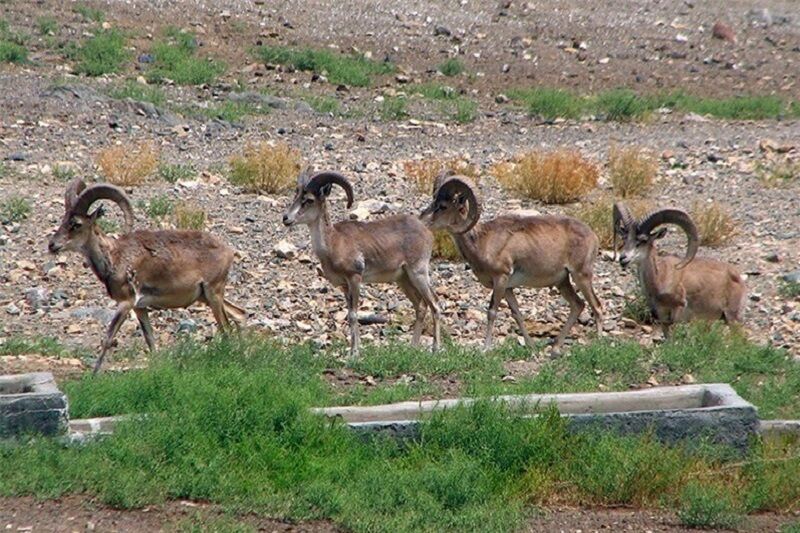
[313,384,761,452]
[0,372,68,438]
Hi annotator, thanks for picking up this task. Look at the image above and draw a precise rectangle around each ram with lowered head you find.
[282,169,440,358]
[48,179,245,373]
[420,174,603,353]
[613,203,746,337]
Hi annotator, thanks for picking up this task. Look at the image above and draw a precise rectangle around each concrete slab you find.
[313,384,759,452]
[0,372,68,438]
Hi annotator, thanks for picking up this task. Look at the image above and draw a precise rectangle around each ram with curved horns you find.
[420,173,604,353]
[283,169,440,358]
[613,203,746,338]
[48,179,245,373]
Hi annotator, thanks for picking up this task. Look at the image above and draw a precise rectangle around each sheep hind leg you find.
[553,278,585,353]
[200,282,231,332]
[398,276,427,347]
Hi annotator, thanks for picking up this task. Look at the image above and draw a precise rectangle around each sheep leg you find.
[398,276,426,346]
[404,265,440,352]
[554,278,585,351]
[134,308,156,351]
[346,275,362,358]
[484,276,508,351]
[94,301,133,374]
[201,282,231,331]
[504,288,535,349]
[572,272,604,335]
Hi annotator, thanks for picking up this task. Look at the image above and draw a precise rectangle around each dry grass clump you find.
[691,201,737,248]
[403,157,479,196]
[756,158,800,188]
[570,194,653,249]
[432,230,461,261]
[229,142,302,194]
[608,145,658,198]
[174,202,206,230]
[96,142,159,186]
[493,150,598,204]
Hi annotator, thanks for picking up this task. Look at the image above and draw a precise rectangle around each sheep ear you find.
[89,206,106,221]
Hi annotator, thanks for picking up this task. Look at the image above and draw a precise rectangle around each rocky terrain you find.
[1,0,799,369]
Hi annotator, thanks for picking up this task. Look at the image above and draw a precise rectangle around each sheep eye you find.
[70,219,82,229]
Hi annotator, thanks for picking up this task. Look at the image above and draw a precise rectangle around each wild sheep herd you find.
[47,169,746,373]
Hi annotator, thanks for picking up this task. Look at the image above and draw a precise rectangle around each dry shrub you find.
[608,145,657,198]
[96,142,159,186]
[493,149,598,204]
[432,230,460,261]
[570,194,652,249]
[174,202,206,230]
[756,157,800,188]
[403,157,479,196]
[691,201,737,248]
[229,142,302,194]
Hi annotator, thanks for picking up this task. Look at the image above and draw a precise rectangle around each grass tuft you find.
[379,96,408,120]
[138,195,174,221]
[37,16,58,36]
[174,202,206,230]
[0,195,31,223]
[0,40,27,63]
[608,145,657,198]
[403,157,479,196]
[438,58,465,77]
[493,150,598,204]
[778,280,800,299]
[158,163,195,183]
[507,88,582,120]
[108,80,166,106]
[677,481,742,529]
[228,142,302,194]
[74,4,105,23]
[691,201,737,248]
[757,158,800,188]
[569,194,652,249]
[74,29,128,76]
[96,142,159,186]
[255,45,393,87]
[148,28,224,85]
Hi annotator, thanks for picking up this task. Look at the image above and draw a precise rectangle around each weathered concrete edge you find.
[312,384,752,424]
[760,420,800,437]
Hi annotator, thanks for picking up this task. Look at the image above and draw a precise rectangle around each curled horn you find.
[304,171,354,208]
[612,202,634,258]
[637,208,699,269]
[434,175,481,234]
[432,167,456,196]
[65,178,87,211]
[72,184,135,233]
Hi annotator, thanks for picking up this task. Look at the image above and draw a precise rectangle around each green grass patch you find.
[137,195,174,220]
[254,45,393,87]
[438,58,465,77]
[509,88,797,121]
[108,80,166,106]
[181,101,268,122]
[73,29,128,76]
[0,334,798,532]
[37,16,58,36]
[0,336,76,357]
[159,163,196,183]
[448,97,478,123]
[379,96,408,120]
[677,481,743,529]
[74,3,105,23]
[409,83,459,100]
[779,279,800,299]
[147,28,224,86]
[0,40,26,63]
[302,94,341,114]
[0,195,31,222]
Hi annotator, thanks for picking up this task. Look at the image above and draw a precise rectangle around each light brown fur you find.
[49,180,244,373]
[421,181,603,353]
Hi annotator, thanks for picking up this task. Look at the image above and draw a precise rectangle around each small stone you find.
[681,373,697,384]
[782,270,800,283]
[24,287,49,309]
[495,93,509,104]
[501,375,516,382]
[764,253,781,263]
[646,376,660,387]
[273,239,298,260]
[5,303,20,316]
[712,21,736,43]
[433,25,451,37]
[177,319,197,334]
